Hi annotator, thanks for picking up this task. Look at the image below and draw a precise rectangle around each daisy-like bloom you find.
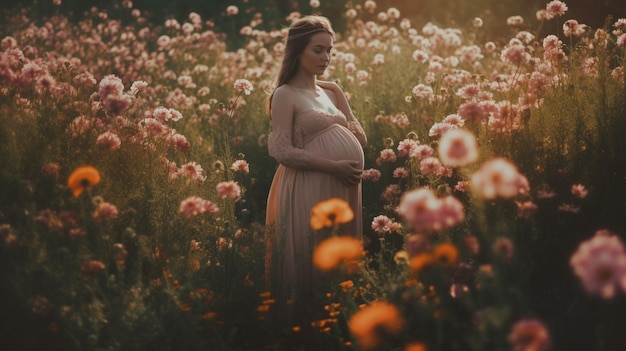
[310,198,354,230]
[231,160,250,174]
[433,242,458,268]
[216,180,242,200]
[96,131,122,150]
[507,318,551,351]
[361,168,381,181]
[169,133,190,151]
[545,0,568,20]
[92,202,119,223]
[438,128,478,168]
[233,78,253,95]
[571,184,588,198]
[471,158,529,199]
[178,162,206,183]
[313,236,364,271]
[397,187,464,232]
[226,5,239,16]
[349,301,404,350]
[371,215,393,234]
[428,122,456,138]
[378,148,397,163]
[570,229,626,299]
[500,44,531,66]
[98,74,124,102]
[67,166,101,197]
[179,196,220,218]
[412,83,434,99]
[381,184,402,201]
[419,157,443,176]
[411,144,434,159]
[393,167,409,179]
[397,139,419,158]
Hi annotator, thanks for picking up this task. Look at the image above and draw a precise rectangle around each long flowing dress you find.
[265,107,364,325]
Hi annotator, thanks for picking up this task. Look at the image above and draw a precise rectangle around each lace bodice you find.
[268,108,366,168]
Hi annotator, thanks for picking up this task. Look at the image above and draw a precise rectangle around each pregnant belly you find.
[303,124,364,169]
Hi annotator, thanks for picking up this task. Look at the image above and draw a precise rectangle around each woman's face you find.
[298,32,333,76]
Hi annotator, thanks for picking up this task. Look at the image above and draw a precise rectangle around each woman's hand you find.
[316,80,340,93]
[332,160,362,186]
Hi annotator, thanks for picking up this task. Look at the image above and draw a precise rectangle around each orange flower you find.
[404,342,428,351]
[433,243,458,267]
[410,253,433,274]
[349,301,405,350]
[67,166,101,197]
[313,236,363,271]
[310,198,354,230]
[339,280,355,292]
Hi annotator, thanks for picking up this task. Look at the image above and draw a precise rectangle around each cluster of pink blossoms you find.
[570,230,626,299]
[471,158,530,199]
[179,196,220,218]
[396,187,465,233]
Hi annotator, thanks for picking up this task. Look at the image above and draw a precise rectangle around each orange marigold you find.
[310,198,354,230]
[405,342,428,351]
[349,301,405,350]
[433,243,458,267]
[313,236,363,271]
[67,166,101,197]
[410,253,433,273]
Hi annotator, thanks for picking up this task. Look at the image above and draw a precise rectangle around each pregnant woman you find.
[265,15,367,344]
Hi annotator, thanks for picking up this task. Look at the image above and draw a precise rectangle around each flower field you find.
[1,0,626,350]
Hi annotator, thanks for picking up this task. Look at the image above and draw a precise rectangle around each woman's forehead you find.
[307,32,333,47]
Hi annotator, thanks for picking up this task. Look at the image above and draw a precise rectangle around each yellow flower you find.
[349,301,405,350]
[310,198,354,230]
[67,166,101,197]
[433,243,458,268]
[313,236,363,271]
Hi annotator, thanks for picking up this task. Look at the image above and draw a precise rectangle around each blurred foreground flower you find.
[67,166,101,197]
[310,198,354,230]
[570,229,626,299]
[437,128,478,168]
[507,318,551,351]
[313,236,363,271]
[349,301,404,350]
[471,158,529,199]
[397,188,464,233]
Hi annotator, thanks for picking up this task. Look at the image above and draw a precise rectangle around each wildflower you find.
[419,157,443,176]
[471,158,529,199]
[381,184,402,201]
[310,198,354,230]
[507,318,551,351]
[231,160,250,174]
[179,196,220,218]
[378,148,397,163]
[96,131,122,150]
[412,83,434,99]
[438,128,478,168]
[67,166,101,197]
[473,17,483,28]
[178,162,206,183]
[339,280,354,292]
[233,78,253,95]
[570,230,626,299]
[506,16,524,26]
[361,168,381,181]
[492,237,514,260]
[226,5,239,16]
[313,236,363,271]
[394,251,410,265]
[433,243,458,267]
[571,184,588,198]
[92,202,119,223]
[349,301,404,350]
[216,181,242,200]
[545,0,568,20]
[371,215,393,234]
[393,167,409,179]
[516,201,538,218]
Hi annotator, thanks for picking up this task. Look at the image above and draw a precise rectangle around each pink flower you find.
[92,202,119,223]
[397,188,464,233]
[362,168,382,181]
[516,201,538,218]
[231,160,250,174]
[492,237,514,261]
[411,83,434,99]
[397,139,419,158]
[82,260,106,274]
[169,133,190,151]
[570,230,626,299]
[178,162,206,183]
[471,158,530,199]
[438,128,478,168]
[96,131,122,150]
[381,184,401,201]
[392,167,409,179]
[142,118,169,137]
[411,144,434,159]
[500,44,531,65]
[419,157,443,176]
[179,196,220,218]
[507,318,551,351]
[571,184,588,198]
[378,148,397,163]
[429,122,457,137]
[233,78,253,95]
[98,74,125,102]
[545,0,568,20]
[216,181,242,200]
[226,5,239,16]
[371,215,393,234]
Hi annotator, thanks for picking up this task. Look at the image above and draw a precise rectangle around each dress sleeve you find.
[267,128,312,168]
[346,117,367,148]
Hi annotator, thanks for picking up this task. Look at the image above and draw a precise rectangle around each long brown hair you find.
[266,15,335,117]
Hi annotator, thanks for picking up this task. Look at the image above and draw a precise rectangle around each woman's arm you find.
[317,80,367,147]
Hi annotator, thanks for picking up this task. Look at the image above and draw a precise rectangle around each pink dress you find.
[265,107,364,322]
